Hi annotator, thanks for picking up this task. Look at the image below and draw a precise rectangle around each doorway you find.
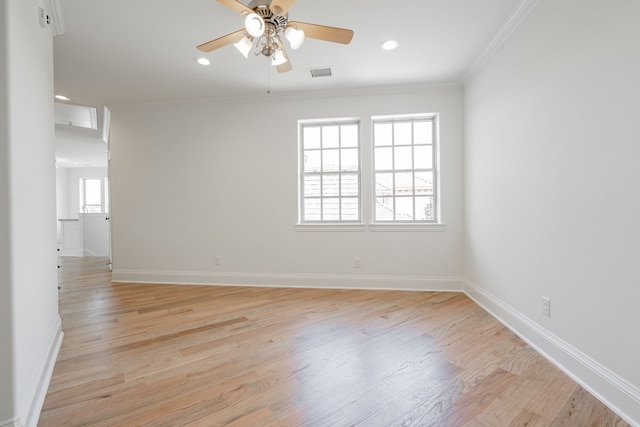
[55,103,111,267]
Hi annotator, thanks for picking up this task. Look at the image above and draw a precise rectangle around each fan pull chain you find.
[267,65,272,95]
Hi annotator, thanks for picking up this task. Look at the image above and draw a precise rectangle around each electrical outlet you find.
[542,296,551,317]
[354,258,361,269]
[214,256,221,266]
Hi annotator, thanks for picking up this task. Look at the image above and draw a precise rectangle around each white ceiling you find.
[53,0,524,108]
[53,0,524,168]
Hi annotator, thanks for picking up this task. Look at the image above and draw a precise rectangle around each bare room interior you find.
[1,0,638,426]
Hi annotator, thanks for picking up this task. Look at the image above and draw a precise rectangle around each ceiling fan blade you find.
[287,21,354,44]
[269,0,295,16]
[216,0,253,15]
[276,46,292,73]
[197,29,245,52]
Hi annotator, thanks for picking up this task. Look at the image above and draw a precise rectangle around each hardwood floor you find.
[40,257,629,426]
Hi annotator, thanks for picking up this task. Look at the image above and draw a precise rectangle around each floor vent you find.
[309,67,333,78]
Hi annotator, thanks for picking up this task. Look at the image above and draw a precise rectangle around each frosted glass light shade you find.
[234,37,253,58]
[285,26,305,50]
[271,49,288,66]
[244,13,265,37]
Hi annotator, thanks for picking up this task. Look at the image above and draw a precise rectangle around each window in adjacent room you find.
[80,177,108,213]
[299,119,361,222]
[373,114,438,222]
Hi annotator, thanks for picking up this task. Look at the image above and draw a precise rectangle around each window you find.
[80,177,108,213]
[373,114,437,222]
[299,120,360,222]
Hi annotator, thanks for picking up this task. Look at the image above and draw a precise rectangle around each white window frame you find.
[298,118,362,224]
[79,177,109,214]
[372,113,440,224]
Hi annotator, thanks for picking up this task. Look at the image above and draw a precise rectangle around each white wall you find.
[464,0,640,423]
[110,85,464,289]
[55,167,68,241]
[0,0,62,426]
[0,1,13,420]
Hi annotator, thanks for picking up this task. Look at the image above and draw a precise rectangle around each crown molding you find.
[461,0,541,85]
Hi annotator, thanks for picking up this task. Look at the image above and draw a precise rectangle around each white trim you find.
[461,0,541,84]
[0,418,23,427]
[58,249,83,257]
[109,82,462,109]
[19,316,63,427]
[294,223,366,232]
[464,279,640,426]
[368,223,445,232]
[112,269,465,293]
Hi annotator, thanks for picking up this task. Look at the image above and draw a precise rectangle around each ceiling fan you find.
[197,0,354,73]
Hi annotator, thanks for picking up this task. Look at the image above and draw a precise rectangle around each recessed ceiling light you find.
[196,57,211,66]
[55,94,70,101]
[381,40,399,51]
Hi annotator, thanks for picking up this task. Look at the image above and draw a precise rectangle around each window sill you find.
[368,223,446,232]
[295,223,367,232]
[294,223,445,232]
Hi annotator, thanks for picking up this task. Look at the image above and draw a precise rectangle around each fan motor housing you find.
[253,5,287,29]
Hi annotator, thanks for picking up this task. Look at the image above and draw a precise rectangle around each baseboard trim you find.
[58,249,82,257]
[0,418,23,427]
[464,279,640,426]
[111,269,465,293]
[20,316,63,427]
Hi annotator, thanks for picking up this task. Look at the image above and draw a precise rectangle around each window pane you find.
[375,147,392,170]
[322,149,339,172]
[341,148,358,171]
[304,150,321,172]
[371,116,437,223]
[395,197,414,220]
[413,121,433,144]
[340,124,358,147]
[300,120,361,223]
[374,122,392,146]
[322,174,339,197]
[375,173,393,196]
[416,196,434,220]
[415,171,434,195]
[322,126,339,148]
[323,198,340,220]
[304,199,321,221]
[414,146,433,170]
[394,146,412,170]
[304,175,320,197]
[84,179,101,205]
[341,198,359,220]
[394,122,412,145]
[304,126,321,149]
[395,172,414,195]
[341,174,358,196]
[376,197,394,221]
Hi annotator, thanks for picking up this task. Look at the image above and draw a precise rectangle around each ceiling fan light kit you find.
[244,12,266,37]
[234,36,253,58]
[197,0,354,73]
[285,26,304,49]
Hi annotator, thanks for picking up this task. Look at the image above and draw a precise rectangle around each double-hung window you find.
[299,119,360,222]
[80,177,109,213]
[373,114,438,222]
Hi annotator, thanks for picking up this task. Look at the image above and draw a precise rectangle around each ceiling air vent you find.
[309,67,332,78]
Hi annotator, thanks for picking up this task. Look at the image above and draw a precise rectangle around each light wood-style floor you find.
[39,257,629,426]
